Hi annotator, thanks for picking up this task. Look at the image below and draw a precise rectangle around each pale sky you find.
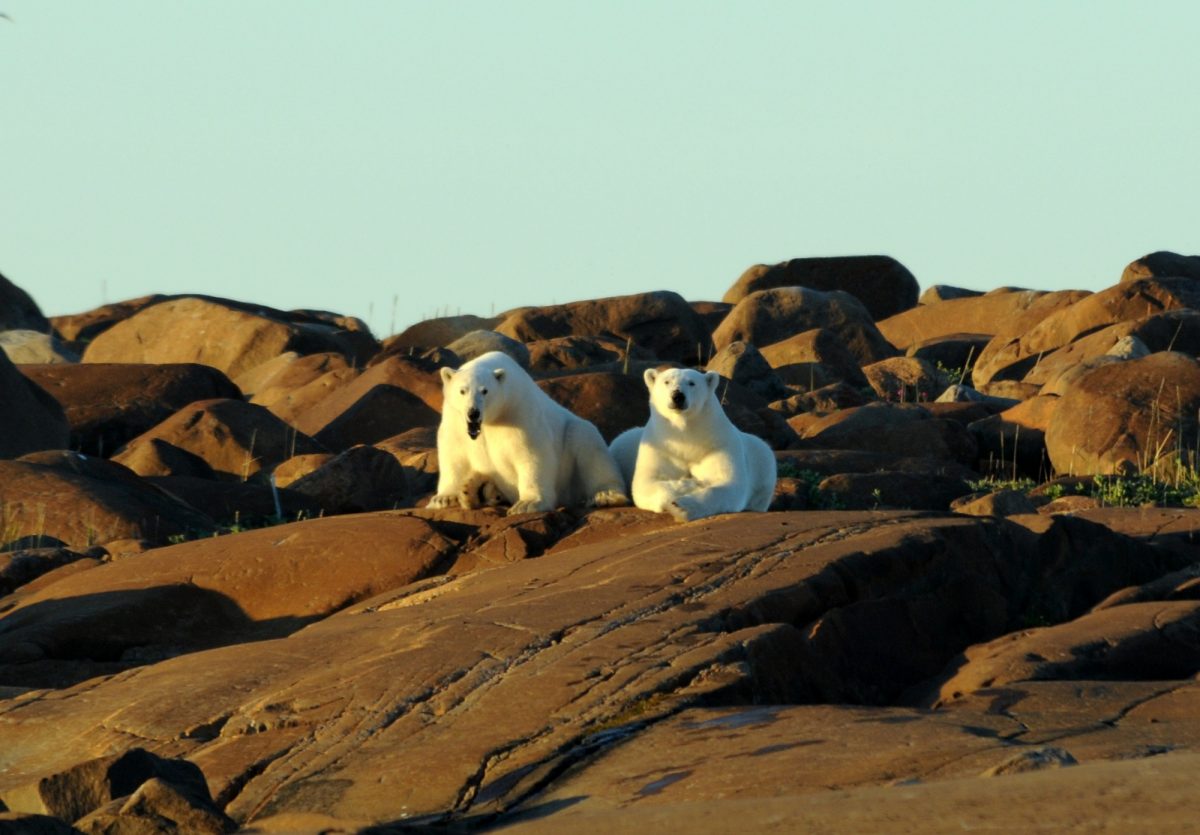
[2,1,1198,335]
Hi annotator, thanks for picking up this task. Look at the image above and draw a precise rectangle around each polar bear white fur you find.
[609,367,776,522]
[430,351,629,515]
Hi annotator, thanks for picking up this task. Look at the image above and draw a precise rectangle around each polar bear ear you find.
[440,367,456,385]
[493,367,506,382]
[643,368,658,389]
[704,371,721,394]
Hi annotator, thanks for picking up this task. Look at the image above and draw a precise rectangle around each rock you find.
[1045,352,1200,478]
[723,255,919,320]
[771,381,871,415]
[777,449,978,481]
[1121,250,1200,283]
[0,513,457,688]
[0,748,212,824]
[537,370,651,444]
[759,327,868,388]
[82,296,376,378]
[1093,563,1200,610]
[240,352,356,415]
[905,333,991,376]
[280,446,411,513]
[1038,495,1101,515]
[373,426,439,497]
[0,453,214,551]
[49,295,165,346]
[704,341,789,402]
[919,284,984,304]
[877,289,1087,352]
[20,363,243,457]
[861,356,948,402]
[713,287,896,365]
[792,403,978,466]
[386,313,504,351]
[689,300,733,336]
[818,472,973,510]
[526,334,654,374]
[291,356,443,451]
[0,511,1186,827]
[0,547,91,595]
[0,813,79,834]
[952,489,1038,517]
[0,352,70,459]
[112,399,325,481]
[921,600,1200,706]
[145,476,320,525]
[967,395,1058,481]
[0,330,78,365]
[0,272,49,332]
[972,279,1200,388]
[75,775,236,834]
[495,291,710,364]
[446,330,531,368]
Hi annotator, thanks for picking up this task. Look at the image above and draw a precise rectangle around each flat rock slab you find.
[0,511,1186,827]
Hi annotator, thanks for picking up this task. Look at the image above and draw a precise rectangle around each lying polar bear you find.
[430,351,629,515]
[610,367,776,522]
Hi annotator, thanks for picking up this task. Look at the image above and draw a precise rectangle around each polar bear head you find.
[644,367,720,424]
[439,352,514,440]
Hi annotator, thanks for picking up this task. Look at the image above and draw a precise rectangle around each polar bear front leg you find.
[507,450,557,516]
[666,450,748,522]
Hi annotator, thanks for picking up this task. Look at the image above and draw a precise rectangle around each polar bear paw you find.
[667,495,705,523]
[590,489,630,508]
[508,498,551,516]
[428,493,459,510]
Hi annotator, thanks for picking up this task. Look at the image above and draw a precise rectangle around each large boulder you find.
[723,255,919,320]
[791,402,979,466]
[973,279,1200,388]
[878,289,1088,353]
[111,398,325,481]
[537,371,650,443]
[712,287,896,365]
[82,296,377,378]
[1045,352,1200,478]
[759,327,868,388]
[243,353,360,427]
[860,356,948,402]
[1121,250,1200,284]
[704,341,789,402]
[495,291,710,363]
[445,330,530,368]
[0,353,69,459]
[526,335,654,374]
[0,272,49,332]
[0,452,215,551]
[289,356,444,450]
[50,295,165,346]
[20,363,242,457]
[386,314,504,351]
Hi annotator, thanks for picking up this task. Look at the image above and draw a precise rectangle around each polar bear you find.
[610,367,776,522]
[430,351,629,515]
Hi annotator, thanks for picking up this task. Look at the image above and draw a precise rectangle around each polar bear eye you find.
[687,380,695,387]
[460,388,467,395]
[481,388,488,396]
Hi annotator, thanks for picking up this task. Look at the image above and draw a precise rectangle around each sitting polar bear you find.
[430,351,629,515]
[610,367,776,522]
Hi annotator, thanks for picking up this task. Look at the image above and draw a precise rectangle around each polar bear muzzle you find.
[669,389,687,411]
[467,407,482,440]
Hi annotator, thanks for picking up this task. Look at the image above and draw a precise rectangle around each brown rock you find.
[861,356,948,402]
[968,395,1059,480]
[82,296,376,378]
[50,295,165,345]
[713,287,896,365]
[972,279,1200,387]
[0,353,69,459]
[526,334,653,374]
[294,356,443,450]
[270,453,333,488]
[878,289,1086,352]
[759,327,868,387]
[495,291,710,363]
[922,601,1200,706]
[537,371,651,443]
[771,381,871,415]
[1045,352,1200,478]
[723,255,919,320]
[792,403,978,466]
[952,489,1038,517]
[386,313,504,351]
[689,300,733,336]
[0,547,91,595]
[918,284,984,304]
[0,453,214,551]
[76,775,236,834]
[0,272,49,332]
[704,341,789,402]
[145,476,321,525]
[20,362,242,457]
[112,399,324,481]
[905,333,991,375]
[818,472,972,510]
[241,353,357,421]
[445,330,530,368]
[282,445,411,513]
[1121,250,1200,284]
[777,449,978,481]
[374,426,439,497]
[0,513,456,688]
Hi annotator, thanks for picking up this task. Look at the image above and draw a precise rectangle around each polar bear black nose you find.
[467,408,481,422]
[670,389,686,408]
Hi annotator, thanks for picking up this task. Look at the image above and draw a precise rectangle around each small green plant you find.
[936,361,967,386]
